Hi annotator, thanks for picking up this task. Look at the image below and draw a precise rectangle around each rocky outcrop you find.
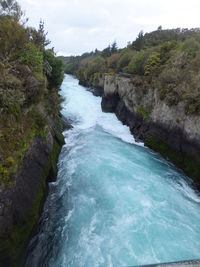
[0,123,66,266]
[102,74,200,189]
[79,73,105,97]
[86,86,104,97]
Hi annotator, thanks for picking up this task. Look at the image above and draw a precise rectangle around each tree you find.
[0,0,23,21]
[133,30,144,51]
[102,45,111,57]
[0,16,27,65]
[44,49,64,89]
[28,20,50,50]
[111,41,118,53]
[38,20,50,47]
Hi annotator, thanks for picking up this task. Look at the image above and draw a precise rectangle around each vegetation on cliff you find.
[0,1,65,265]
[0,0,64,186]
[61,27,200,115]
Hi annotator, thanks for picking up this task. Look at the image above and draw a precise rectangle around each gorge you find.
[1,3,200,263]
[25,75,200,267]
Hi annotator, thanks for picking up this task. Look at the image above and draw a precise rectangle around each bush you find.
[159,41,177,63]
[181,37,200,58]
[144,51,161,76]
[0,16,27,65]
[0,75,24,117]
[23,42,43,72]
[44,50,64,89]
[107,53,120,71]
[77,56,106,86]
[128,51,147,75]
[117,49,133,71]
[86,56,106,75]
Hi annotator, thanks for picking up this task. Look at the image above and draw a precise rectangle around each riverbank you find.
[24,75,200,267]
[79,74,200,190]
[0,110,72,266]
[60,28,200,190]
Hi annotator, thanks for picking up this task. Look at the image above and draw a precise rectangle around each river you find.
[25,75,200,267]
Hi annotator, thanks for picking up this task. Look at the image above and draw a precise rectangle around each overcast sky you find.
[18,0,200,56]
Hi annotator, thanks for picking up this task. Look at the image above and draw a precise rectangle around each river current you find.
[25,75,200,267]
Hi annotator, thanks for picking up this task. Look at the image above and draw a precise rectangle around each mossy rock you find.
[145,136,200,188]
[0,137,63,266]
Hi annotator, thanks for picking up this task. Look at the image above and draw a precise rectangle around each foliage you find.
[132,28,200,50]
[0,74,24,115]
[116,49,133,71]
[0,16,27,65]
[23,42,43,72]
[128,51,147,75]
[44,49,64,89]
[101,41,118,58]
[0,0,23,21]
[110,41,118,54]
[144,51,161,76]
[27,20,51,49]
[0,0,64,187]
[62,27,200,115]
[180,37,200,58]
[107,53,120,71]
[132,30,144,51]
[77,56,106,87]
[159,41,176,63]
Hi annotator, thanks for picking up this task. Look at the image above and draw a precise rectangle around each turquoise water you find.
[25,75,200,267]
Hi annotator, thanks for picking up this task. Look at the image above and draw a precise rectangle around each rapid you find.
[25,75,200,267]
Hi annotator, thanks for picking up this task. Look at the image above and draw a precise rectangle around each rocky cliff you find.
[0,115,67,266]
[102,74,200,189]
[0,2,67,265]
[79,73,105,97]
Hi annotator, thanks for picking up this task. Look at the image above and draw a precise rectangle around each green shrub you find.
[44,50,64,89]
[77,56,106,86]
[117,49,133,71]
[0,16,27,65]
[0,75,24,117]
[181,37,200,58]
[107,53,120,71]
[144,51,161,76]
[128,51,147,75]
[23,42,43,72]
[159,41,177,63]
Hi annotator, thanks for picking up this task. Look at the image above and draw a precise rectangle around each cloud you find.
[18,0,200,55]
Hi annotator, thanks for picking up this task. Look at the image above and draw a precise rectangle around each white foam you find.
[61,74,144,146]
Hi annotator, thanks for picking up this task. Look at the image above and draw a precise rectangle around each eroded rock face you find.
[102,74,200,188]
[0,128,65,267]
[104,75,200,143]
[79,73,105,97]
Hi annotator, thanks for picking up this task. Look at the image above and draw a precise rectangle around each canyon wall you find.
[102,74,200,189]
[0,114,68,267]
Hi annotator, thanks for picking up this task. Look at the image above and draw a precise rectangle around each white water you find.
[25,75,200,267]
